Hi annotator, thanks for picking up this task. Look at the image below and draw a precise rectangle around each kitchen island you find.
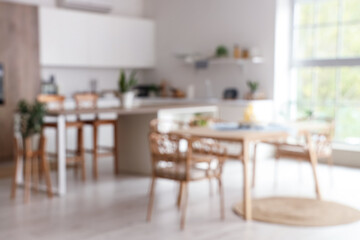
[20,104,218,196]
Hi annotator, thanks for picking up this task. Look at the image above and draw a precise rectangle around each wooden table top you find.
[171,120,332,142]
[172,126,289,142]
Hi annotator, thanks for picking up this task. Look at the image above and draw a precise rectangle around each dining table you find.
[171,121,325,221]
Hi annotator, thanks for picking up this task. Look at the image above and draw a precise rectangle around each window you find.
[290,0,360,144]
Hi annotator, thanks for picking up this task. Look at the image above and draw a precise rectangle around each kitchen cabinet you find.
[39,7,155,68]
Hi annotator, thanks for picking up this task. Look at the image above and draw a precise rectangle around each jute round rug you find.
[233,197,360,227]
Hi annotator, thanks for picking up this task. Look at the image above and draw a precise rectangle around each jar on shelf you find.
[233,44,241,59]
[242,49,250,59]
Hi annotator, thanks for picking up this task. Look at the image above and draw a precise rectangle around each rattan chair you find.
[252,119,334,196]
[146,131,226,230]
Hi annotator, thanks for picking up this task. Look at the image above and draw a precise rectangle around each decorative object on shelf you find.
[247,81,259,95]
[233,44,241,59]
[118,69,137,109]
[242,48,250,59]
[245,80,265,100]
[215,45,229,58]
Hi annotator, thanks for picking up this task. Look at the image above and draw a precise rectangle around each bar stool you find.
[11,136,52,203]
[74,93,119,180]
[37,94,86,181]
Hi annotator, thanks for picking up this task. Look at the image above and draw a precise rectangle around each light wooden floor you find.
[1,155,360,240]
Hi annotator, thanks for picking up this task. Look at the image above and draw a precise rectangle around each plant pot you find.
[245,91,265,100]
[120,91,136,109]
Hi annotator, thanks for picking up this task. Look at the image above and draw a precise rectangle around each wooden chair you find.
[252,120,334,199]
[146,131,226,230]
[11,136,52,203]
[73,93,118,179]
[37,94,86,181]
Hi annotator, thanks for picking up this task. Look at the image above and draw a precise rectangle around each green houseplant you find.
[247,81,259,94]
[245,81,261,100]
[16,99,46,158]
[215,45,229,58]
[118,70,138,108]
[17,100,46,138]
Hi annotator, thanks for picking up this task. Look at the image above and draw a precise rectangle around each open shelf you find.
[207,57,263,65]
[176,54,264,69]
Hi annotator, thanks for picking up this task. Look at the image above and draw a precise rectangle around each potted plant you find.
[16,100,46,156]
[245,80,261,100]
[215,45,229,58]
[118,70,137,108]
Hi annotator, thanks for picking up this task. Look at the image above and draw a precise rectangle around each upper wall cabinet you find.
[38,7,155,68]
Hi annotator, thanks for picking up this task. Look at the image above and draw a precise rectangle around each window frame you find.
[289,0,360,144]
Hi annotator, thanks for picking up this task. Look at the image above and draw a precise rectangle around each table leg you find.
[306,133,322,200]
[57,115,66,196]
[242,139,252,220]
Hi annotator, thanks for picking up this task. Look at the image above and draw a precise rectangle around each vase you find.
[120,91,136,109]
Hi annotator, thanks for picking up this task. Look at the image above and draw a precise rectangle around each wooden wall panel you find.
[0,2,40,162]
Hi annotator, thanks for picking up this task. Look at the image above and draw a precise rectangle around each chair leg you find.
[208,163,213,196]
[252,143,258,188]
[180,182,188,230]
[41,137,53,198]
[32,156,39,193]
[93,125,98,180]
[218,177,225,220]
[177,182,183,209]
[78,127,86,181]
[310,159,321,200]
[113,122,119,175]
[146,177,156,222]
[10,138,19,199]
[41,154,53,198]
[274,150,280,189]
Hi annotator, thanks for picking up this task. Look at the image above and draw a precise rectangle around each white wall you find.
[1,0,145,96]
[143,0,277,99]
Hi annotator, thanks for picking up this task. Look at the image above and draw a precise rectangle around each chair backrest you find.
[283,119,334,158]
[148,129,226,181]
[37,94,65,111]
[73,93,98,109]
